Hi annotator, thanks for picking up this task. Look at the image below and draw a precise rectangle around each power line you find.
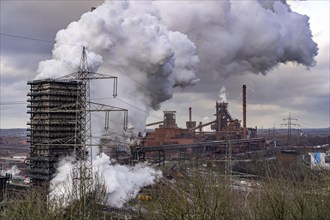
[0,96,162,121]
[0,32,81,48]
[2,29,182,116]
[0,33,55,44]
[0,32,200,124]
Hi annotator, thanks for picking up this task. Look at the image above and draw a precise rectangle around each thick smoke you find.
[50,153,161,208]
[156,0,318,77]
[35,0,317,132]
[36,1,199,132]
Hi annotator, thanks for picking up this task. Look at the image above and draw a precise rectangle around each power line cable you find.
[0,33,55,44]
[1,32,204,125]
[0,32,190,119]
[0,33,80,48]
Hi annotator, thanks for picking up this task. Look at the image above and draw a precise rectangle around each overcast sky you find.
[0,0,329,131]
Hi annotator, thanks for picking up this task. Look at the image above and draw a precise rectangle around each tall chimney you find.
[189,107,192,122]
[242,85,247,138]
[186,107,196,129]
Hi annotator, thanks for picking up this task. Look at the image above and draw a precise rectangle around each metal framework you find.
[28,47,128,219]
[58,47,127,218]
[27,79,82,186]
[212,102,233,132]
[281,112,299,146]
[132,138,265,161]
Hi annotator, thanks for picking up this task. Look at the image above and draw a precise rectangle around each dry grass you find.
[139,162,330,220]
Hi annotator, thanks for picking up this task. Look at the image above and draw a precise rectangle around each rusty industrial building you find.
[129,85,265,163]
[27,79,81,186]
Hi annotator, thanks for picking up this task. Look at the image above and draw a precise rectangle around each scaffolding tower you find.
[28,47,128,219]
[27,79,82,186]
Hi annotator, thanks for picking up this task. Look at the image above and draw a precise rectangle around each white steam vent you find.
[50,153,162,208]
[218,86,227,103]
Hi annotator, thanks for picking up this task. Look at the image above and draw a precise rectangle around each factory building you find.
[27,79,81,186]
[144,111,194,147]
[138,85,265,161]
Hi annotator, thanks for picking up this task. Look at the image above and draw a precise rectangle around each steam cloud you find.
[156,0,318,77]
[1,165,21,176]
[35,0,317,132]
[50,153,161,208]
[218,86,227,103]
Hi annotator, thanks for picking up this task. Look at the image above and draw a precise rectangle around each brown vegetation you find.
[1,162,330,219]
[139,162,330,220]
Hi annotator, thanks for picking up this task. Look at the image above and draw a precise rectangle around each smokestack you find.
[186,107,196,129]
[189,107,192,122]
[242,85,247,139]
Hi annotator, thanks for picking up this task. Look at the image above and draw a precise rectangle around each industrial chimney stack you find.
[186,107,196,129]
[242,85,247,139]
[189,107,192,122]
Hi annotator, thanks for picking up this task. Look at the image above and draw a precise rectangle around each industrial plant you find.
[130,85,265,166]
[22,43,267,190]
[1,49,329,219]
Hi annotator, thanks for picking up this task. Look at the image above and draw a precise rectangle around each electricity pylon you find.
[281,112,299,146]
[58,47,128,219]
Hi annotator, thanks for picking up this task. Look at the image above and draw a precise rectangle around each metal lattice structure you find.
[58,47,127,218]
[27,79,82,186]
[28,47,128,218]
[281,112,299,146]
[211,102,233,132]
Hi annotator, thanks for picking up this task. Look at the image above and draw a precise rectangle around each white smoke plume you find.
[218,86,227,103]
[35,1,199,133]
[201,116,212,132]
[34,0,317,133]
[156,0,318,78]
[1,165,21,176]
[50,153,161,208]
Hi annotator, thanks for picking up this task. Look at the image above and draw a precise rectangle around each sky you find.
[0,0,329,132]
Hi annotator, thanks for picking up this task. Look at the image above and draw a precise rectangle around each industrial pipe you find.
[146,121,164,127]
[188,120,216,131]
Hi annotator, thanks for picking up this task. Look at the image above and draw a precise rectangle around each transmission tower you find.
[57,47,128,219]
[281,112,299,146]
